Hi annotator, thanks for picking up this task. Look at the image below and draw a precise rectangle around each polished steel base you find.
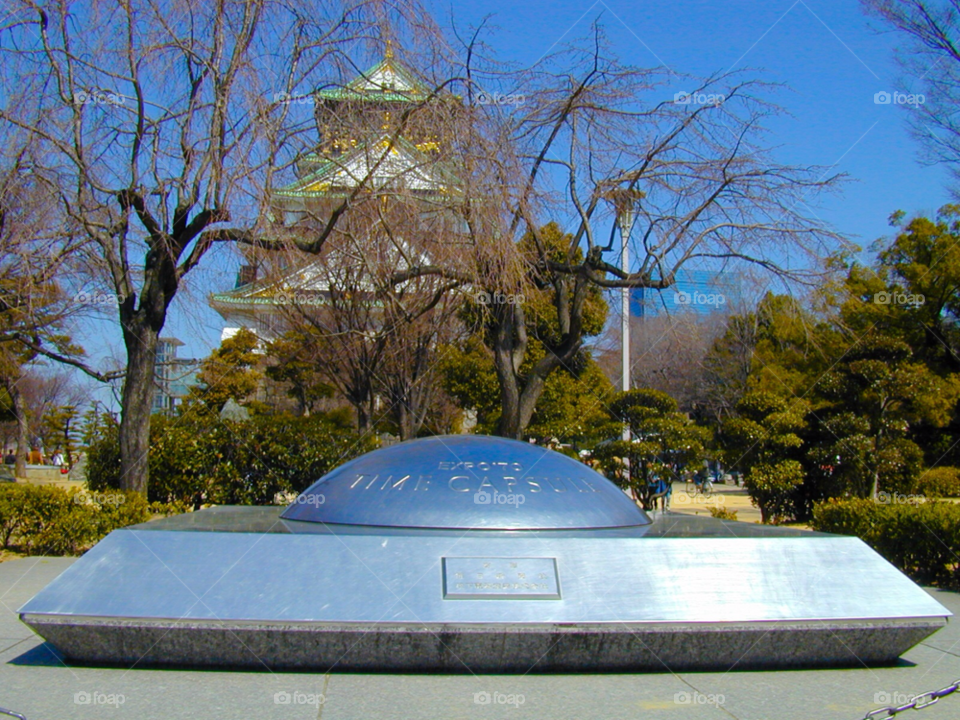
[17,437,953,672]
[19,514,950,671]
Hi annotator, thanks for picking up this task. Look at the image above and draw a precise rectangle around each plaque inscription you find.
[442,557,561,600]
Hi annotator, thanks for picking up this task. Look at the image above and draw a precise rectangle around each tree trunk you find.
[869,432,882,499]
[5,377,28,477]
[356,402,370,433]
[398,402,414,441]
[517,375,546,432]
[118,325,159,495]
[491,286,582,441]
[496,367,522,439]
[495,369,550,440]
[493,305,524,439]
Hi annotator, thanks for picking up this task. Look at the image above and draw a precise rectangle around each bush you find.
[811,498,960,588]
[89,411,373,507]
[0,486,29,548]
[84,417,121,490]
[709,506,738,521]
[744,460,804,524]
[917,467,960,498]
[0,485,151,556]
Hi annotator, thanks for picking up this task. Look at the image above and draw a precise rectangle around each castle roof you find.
[274,133,460,200]
[316,53,429,103]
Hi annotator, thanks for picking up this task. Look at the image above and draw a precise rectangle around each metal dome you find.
[281,435,650,530]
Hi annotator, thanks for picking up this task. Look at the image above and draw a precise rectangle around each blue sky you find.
[68,0,954,405]
[433,0,950,236]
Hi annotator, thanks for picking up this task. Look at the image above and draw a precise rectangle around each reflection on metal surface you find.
[281,435,650,530]
[442,557,560,599]
[19,531,948,624]
[16,434,955,672]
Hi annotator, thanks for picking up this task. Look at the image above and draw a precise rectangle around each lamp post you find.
[602,186,642,494]
[617,204,636,402]
[603,188,640,435]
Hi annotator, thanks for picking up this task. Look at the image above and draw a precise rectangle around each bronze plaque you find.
[442,557,560,600]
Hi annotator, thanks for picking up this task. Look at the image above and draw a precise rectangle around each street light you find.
[601,186,643,496]
[602,187,642,438]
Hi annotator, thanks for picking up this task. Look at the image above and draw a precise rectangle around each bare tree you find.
[0,0,441,492]
[0,148,86,475]
[376,290,463,439]
[391,24,846,439]
[245,21,845,441]
[863,1,960,188]
[259,213,464,438]
[595,312,728,415]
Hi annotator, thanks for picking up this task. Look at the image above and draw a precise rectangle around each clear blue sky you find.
[69,0,954,406]
[430,0,951,235]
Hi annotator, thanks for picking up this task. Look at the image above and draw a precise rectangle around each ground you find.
[665,480,764,524]
[1,556,958,719]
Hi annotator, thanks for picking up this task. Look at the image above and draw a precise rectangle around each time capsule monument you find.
[19,435,951,671]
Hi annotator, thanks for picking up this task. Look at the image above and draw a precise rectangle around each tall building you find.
[628,269,742,318]
[152,338,199,414]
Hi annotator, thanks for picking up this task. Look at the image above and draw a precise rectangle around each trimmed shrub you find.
[744,460,804,524]
[0,485,151,556]
[0,485,29,548]
[709,506,738,521]
[917,467,960,498]
[90,412,373,507]
[84,418,121,491]
[811,498,960,588]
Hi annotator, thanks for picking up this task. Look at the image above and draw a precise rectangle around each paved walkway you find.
[1,557,958,719]
[666,481,764,524]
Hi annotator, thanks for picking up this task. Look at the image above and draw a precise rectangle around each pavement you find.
[666,482,764,524]
[1,557,959,720]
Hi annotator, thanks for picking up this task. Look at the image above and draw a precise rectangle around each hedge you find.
[917,467,960,498]
[811,498,960,588]
[0,484,174,556]
[87,411,374,507]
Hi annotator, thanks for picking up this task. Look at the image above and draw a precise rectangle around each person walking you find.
[648,475,670,512]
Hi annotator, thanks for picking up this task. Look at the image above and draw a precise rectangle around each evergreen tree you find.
[594,389,709,511]
[184,329,264,415]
